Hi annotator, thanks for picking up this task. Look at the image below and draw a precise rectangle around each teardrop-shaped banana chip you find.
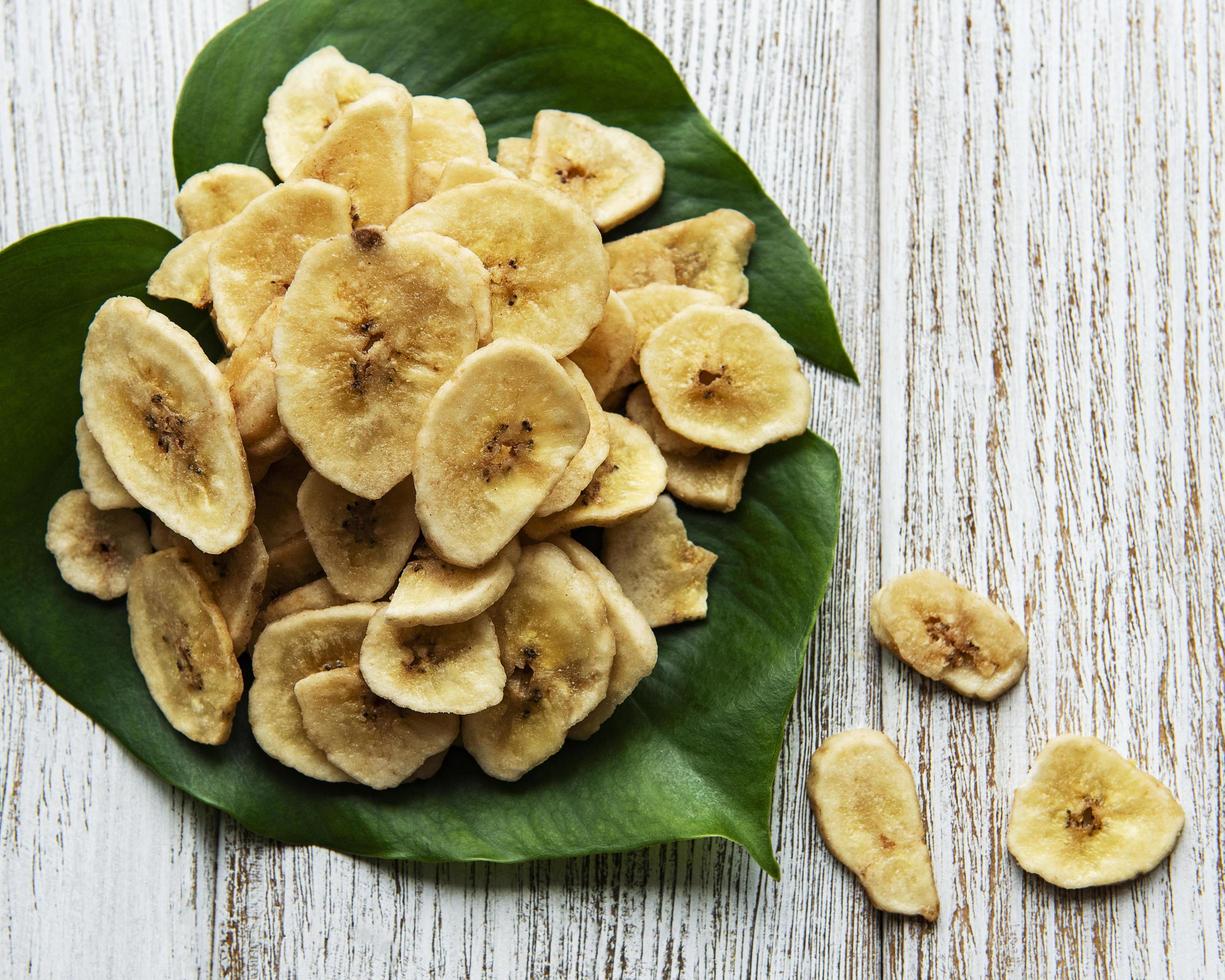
[253,577,346,646]
[360,608,505,715]
[385,540,519,628]
[568,292,636,402]
[275,228,488,499]
[294,665,459,789]
[435,156,517,193]
[619,283,725,357]
[462,542,614,780]
[147,226,222,308]
[297,470,419,601]
[46,489,151,600]
[209,179,352,349]
[80,297,254,554]
[175,163,275,237]
[409,95,488,202]
[524,413,666,539]
[253,451,309,548]
[75,417,138,510]
[534,360,610,517]
[413,339,590,568]
[390,179,608,357]
[496,137,530,176]
[127,550,243,745]
[264,531,324,601]
[249,603,378,780]
[640,306,811,453]
[225,298,293,480]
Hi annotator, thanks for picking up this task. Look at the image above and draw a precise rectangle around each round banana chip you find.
[385,540,520,628]
[413,339,590,568]
[623,382,702,456]
[568,292,636,402]
[360,608,505,715]
[639,305,812,453]
[462,542,614,781]
[147,226,222,309]
[619,283,725,357]
[75,417,138,510]
[534,360,611,517]
[127,550,243,745]
[175,163,275,237]
[525,110,664,231]
[409,95,488,202]
[496,137,530,176]
[209,179,352,349]
[435,156,517,194]
[80,297,254,554]
[264,531,324,601]
[551,536,657,740]
[225,298,293,480]
[253,451,309,548]
[253,577,346,646]
[297,470,419,601]
[249,603,379,780]
[294,666,460,789]
[45,490,151,600]
[389,179,609,357]
[524,413,666,539]
[275,228,489,499]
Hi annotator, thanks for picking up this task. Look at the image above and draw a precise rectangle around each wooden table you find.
[2,1,1221,976]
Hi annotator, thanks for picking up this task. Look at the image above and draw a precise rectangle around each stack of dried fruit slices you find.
[45,46,814,788]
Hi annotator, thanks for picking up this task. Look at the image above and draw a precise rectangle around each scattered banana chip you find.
[290,85,413,227]
[524,413,666,539]
[249,603,378,780]
[640,306,811,453]
[568,292,637,402]
[209,178,352,349]
[389,179,609,357]
[496,136,530,176]
[869,569,1028,700]
[807,730,939,921]
[413,339,590,567]
[606,209,755,306]
[294,665,460,789]
[534,360,611,517]
[435,156,517,193]
[253,576,345,645]
[525,110,664,231]
[80,297,254,554]
[385,540,519,627]
[297,470,419,601]
[409,95,489,202]
[146,227,222,308]
[75,416,138,510]
[463,542,614,780]
[265,531,324,600]
[1007,735,1185,889]
[253,451,309,548]
[602,494,715,627]
[552,536,656,740]
[275,227,488,499]
[175,163,275,237]
[360,608,505,715]
[619,283,725,358]
[224,298,292,481]
[45,489,151,600]
[127,549,243,745]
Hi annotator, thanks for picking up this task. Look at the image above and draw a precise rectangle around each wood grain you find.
[0,0,1220,976]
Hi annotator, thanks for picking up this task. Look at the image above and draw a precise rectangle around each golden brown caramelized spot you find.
[144,392,204,475]
[1066,799,1104,835]
[479,421,535,482]
[923,615,988,672]
[577,460,619,506]
[341,498,379,546]
[351,226,384,251]
[165,632,204,692]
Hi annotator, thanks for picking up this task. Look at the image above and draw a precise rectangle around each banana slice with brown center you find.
[46,489,151,600]
[175,163,275,237]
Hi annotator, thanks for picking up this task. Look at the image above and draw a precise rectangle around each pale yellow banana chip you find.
[413,339,590,568]
[602,494,715,627]
[360,608,505,715]
[385,540,519,627]
[147,227,222,308]
[224,298,293,479]
[45,489,151,600]
[80,297,253,554]
[496,137,530,175]
[640,305,811,453]
[462,542,614,780]
[297,470,419,601]
[534,360,611,517]
[264,531,324,601]
[807,730,939,921]
[294,665,459,789]
[869,569,1028,700]
[435,156,516,193]
[409,95,488,202]
[209,179,352,349]
[275,227,488,499]
[249,603,378,780]
[127,549,243,745]
[623,382,702,456]
[568,292,636,401]
[619,283,725,357]
[389,179,608,357]
[1007,735,1185,889]
[252,577,345,645]
[410,745,451,781]
[75,416,137,510]
[175,163,275,237]
[253,451,309,548]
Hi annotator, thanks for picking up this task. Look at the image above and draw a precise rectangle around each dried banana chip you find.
[297,470,419,601]
[253,451,309,548]
[147,227,222,308]
[385,540,519,628]
[80,297,254,554]
[127,549,243,745]
[435,156,517,193]
[606,209,755,306]
[360,608,505,715]
[525,110,664,231]
[619,283,725,357]
[496,136,530,176]
[807,730,939,921]
[640,305,811,453]
[209,179,352,349]
[265,531,323,601]
[253,577,345,644]
[524,413,666,539]
[275,227,488,499]
[462,542,614,780]
[45,489,151,600]
[552,536,657,740]
[249,603,378,780]
[175,163,275,237]
[602,494,715,627]
[294,666,458,789]
[413,339,590,568]
[389,179,609,357]
[568,292,636,401]
[870,569,1028,700]
[224,298,292,479]
[410,745,451,781]
[623,382,702,457]
[409,95,489,202]
[534,360,611,517]
[1007,735,1185,889]
[75,416,137,510]
[290,86,413,227]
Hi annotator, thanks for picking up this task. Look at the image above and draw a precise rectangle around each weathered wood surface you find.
[0,0,1219,976]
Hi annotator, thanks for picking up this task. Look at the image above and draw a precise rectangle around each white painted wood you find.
[1,0,1220,976]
